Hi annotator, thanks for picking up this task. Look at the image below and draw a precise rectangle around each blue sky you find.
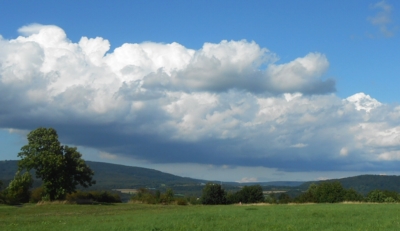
[0,0,399,182]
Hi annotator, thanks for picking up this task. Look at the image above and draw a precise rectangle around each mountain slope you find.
[0,160,205,189]
[297,175,400,195]
[2,160,400,196]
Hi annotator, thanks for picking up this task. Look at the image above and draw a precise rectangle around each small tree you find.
[315,181,346,203]
[201,183,227,205]
[4,171,33,204]
[367,190,386,203]
[159,188,174,204]
[278,193,291,204]
[343,188,364,202]
[236,185,264,204]
[18,127,95,201]
[131,188,157,204]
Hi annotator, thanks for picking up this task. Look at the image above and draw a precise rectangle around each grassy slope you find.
[1,203,400,231]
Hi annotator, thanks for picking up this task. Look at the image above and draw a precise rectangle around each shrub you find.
[176,198,188,205]
[131,188,157,204]
[382,190,400,202]
[296,182,354,203]
[3,171,33,204]
[159,188,174,204]
[236,185,264,204]
[66,190,121,204]
[226,191,238,204]
[367,190,387,203]
[264,193,277,204]
[30,187,44,203]
[66,191,92,204]
[131,188,176,204]
[384,197,396,203]
[343,189,364,202]
[200,183,227,205]
[90,191,121,203]
[278,193,291,204]
[186,196,200,205]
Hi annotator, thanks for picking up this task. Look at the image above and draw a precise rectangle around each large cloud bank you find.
[1,24,399,172]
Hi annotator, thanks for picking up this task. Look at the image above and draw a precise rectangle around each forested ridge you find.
[2,159,400,196]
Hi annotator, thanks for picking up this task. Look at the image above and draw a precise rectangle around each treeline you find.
[129,184,266,205]
[121,181,400,206]
[201,183,265,204]
[279,181,400,204]
[199,182,400,205]
[129,188,197,205]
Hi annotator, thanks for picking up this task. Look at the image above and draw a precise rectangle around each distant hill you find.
[227,181,304,187]
[0,160,20,185]
[297,175,400,195]
[2,160,400,197]
[86,161,210,195]
[0,160,209,194]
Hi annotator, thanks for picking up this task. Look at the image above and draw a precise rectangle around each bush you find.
[66,190,121,204]
[3,171,33,204]
[236,185,264,204]
[226,185,265,204]
[226,191,238,204]
[295,182,368,203]
[159,188,174,204]
[90,191,121,203]
[176,198,188,205]
[200,183,227,205]
[264,193,277,204]
[384,197,396,203]
[382,190,400,202]
[130,188,175,204]
[30,187,44,203]
[343,189,364,202]
[186,196,200,205]
[278,193,291,204]
[66,191,92,204]
[367,190,387,203]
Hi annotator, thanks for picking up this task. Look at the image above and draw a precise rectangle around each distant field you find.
[113,189,138,194]
[1,203,400,231]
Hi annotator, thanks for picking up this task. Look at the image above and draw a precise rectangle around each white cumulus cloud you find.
[1,24,400,173]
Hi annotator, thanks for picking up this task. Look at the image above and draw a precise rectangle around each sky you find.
[0,0,399,183]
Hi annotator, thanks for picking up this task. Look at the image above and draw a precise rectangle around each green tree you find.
[18,127,95,201]
[296,183,318,203]
[160,188,175,204]
[343,188,364,202]
[4,171,33,204]
[367,190,387,203]
[296,182,356,203]
[278,193,291,204]
[316,181,346,203]
[131,188,157,204]
[201,183,227,205]
[236,185,264,204]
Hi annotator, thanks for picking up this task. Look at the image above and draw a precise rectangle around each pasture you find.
[1,203,399,231]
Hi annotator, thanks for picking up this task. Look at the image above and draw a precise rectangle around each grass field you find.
[1,203,400,231]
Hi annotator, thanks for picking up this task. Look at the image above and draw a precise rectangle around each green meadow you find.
[1,203,400,231]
